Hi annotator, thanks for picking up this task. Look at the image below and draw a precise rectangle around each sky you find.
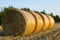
[0,0,60,16]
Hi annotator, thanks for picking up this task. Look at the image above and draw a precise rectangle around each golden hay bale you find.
[28,11,43,33]
[0,25,3,30]
[45,15,55,30]
[38,13,49,31]
[2,9,36,36]
[19,10,36,35]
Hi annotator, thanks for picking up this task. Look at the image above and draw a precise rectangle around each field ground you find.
[0,23,60,40]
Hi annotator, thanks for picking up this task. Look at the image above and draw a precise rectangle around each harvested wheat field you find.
[0,23,60,40]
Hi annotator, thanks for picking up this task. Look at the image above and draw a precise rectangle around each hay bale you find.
[28,11,43,33]
[19,10,36,36]
[2,9,36,36]
[45,15,55,30]
[0,25,3,30]
[38,13,50,31]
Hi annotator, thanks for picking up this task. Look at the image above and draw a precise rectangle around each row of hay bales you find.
[1,9,55,36]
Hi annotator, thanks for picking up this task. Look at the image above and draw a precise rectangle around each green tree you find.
[50,12,54,16]
[40,10,46,14]
[0,12,4,25]
[55,15,60,22]
[34,11,40,13]
[21,8,30,12]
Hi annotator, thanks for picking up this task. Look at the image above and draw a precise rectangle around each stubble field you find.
[0,23,60,40]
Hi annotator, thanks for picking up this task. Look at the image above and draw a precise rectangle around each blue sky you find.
[0,0,60,16]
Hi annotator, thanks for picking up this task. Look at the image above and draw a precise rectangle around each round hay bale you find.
[0,25,3,30]
[38,13,49,31]
[29,11,43,33]
[2,9,36,36]
[45,15,55,30]
[19,10,36,35]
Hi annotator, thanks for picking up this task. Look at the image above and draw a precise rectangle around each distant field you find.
[0,23,60,40]
[55,23,60,28]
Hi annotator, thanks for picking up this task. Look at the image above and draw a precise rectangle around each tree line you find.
[0,6,60,25]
